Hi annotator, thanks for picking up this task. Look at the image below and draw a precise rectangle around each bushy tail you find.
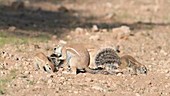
[95,48,121,67]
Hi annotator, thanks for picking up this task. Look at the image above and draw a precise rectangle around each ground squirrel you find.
[94,48,147,75]
[34,52,56,73]
[53,43,106,74]
[119,55,147,75]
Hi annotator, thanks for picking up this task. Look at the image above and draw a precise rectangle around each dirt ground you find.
[0,0,170,96]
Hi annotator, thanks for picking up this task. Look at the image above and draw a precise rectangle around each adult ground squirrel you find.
[119,55,147,75]
[34,52,56,73]
[53,43,106,74]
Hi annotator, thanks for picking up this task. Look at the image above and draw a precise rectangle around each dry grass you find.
[0,31,50,46]
[0,69,18,95]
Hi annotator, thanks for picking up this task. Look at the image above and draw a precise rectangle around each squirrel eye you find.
[54,48,57,50]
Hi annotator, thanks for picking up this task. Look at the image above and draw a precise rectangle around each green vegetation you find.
[0,32,50,46]
[28,80,35,85]
[0,69,18,95]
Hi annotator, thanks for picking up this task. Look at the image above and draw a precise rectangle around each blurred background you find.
[0,0,170,45]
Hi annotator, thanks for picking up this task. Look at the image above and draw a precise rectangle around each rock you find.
[24,71,30,75]
[112,26,132,40]
[146,80,152,85]
[113,26,130,33]
[58,6,69,12]
[132,80,137,84]
[135,93,141,96]
[26,85,30,88]
[29,75,33,79]
[66,35,72,39]
[11,1,25,9]
[1,51,10,59]
[34,44,41,49]
[160,49,168,56]
[8,26,16,32]
[92,85,104,91]
[1,71,6,75]
[85,78,93,82]
[165,83,170,88]
[73,91,78,94]
[165,70,170,73]
[92,85,106,91]
[116,72,123,76]
[23,0,30,5]
[151,57,155,61]
[89,35,101,41]
[85,32,90,36]
[165,73,170,77]
[106,2,112,8]
[51,35,57,40]
[75,27,84,34]
[92,25,99,32]
[7,84,11,88]
[60,77,65,80]
[165,76,169,80]
[101,29,107,32]
[104,13,116,19]
[23,66,28,70]
[55,87,60,92]
[47,74,55,78]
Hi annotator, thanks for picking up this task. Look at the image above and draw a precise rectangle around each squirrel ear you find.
[114,45,120,53]
[54,40,67,49]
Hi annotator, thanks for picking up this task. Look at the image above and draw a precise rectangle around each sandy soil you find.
[0,0,170,96]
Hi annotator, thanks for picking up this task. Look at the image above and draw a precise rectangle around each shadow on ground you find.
[0,1,170,38]
[0,3,81,37]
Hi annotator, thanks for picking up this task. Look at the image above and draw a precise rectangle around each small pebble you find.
[47,79,53,84]
[89,35,101,41]
[92,25,99,32]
